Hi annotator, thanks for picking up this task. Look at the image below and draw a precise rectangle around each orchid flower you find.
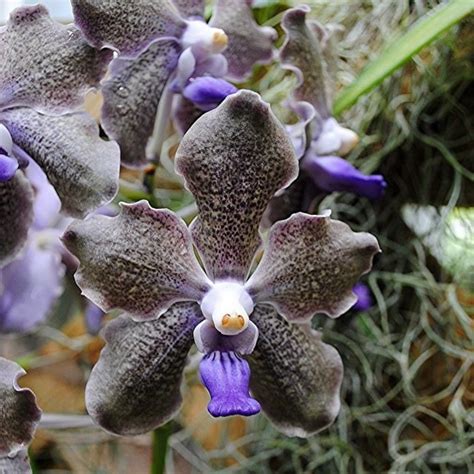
[0,357,41,473]
[352,282,373,312]
[280,6,386,201]
[0,5,120,268]
[71,0,276,167]
[0,159,65,333]
[63,90,380,437]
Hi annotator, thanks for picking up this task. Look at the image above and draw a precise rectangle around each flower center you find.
[0,124,13,156]
[312,118,359,157]
[182,20,228,58]
[200,281,254,336]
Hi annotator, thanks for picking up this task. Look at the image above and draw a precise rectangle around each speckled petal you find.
[0,5,112,114]
[246,213,380,321]
[0,358,41,456]
[173,95,204,135]
[280,6,330,119]
[62,201,211,321]
[0,172,34,268]
[71,0,186,58]
[0,450,31,474]
[175,90,298,281]
[0,238,65,334]
[247,305,343,437]
[101,39,181,167]
[210,0,276,80]
[173,0,205,18]
[0,108,120,218]
[86,303,201,435]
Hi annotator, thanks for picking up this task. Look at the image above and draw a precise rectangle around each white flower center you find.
[182,20,228,58]
[200,281,254,336]
[312,118,359,157]
[0,124,13,155]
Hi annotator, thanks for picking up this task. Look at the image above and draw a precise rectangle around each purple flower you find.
[302,155,387,201]
[0,358,41,467]
[280,6,386,200]
[0,160,66,334]
[352,283,373,312]
[0,5,120,268]
[63,91,380,437]
[71,0,277,167]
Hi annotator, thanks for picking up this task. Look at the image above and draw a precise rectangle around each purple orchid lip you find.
[200,351,261,417]
[303,154,387,201]
[0,154,18,182]
[183,76,237,111]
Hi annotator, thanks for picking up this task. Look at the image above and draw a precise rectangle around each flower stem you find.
[151,423,172,474]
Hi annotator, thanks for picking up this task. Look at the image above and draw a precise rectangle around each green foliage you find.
[333,0,474,115]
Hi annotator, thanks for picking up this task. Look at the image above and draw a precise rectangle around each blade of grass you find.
[333,0,474,115]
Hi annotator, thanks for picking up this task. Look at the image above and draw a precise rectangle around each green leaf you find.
[333,0,474,115]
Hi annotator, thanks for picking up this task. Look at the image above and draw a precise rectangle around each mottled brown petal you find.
[0,172,34,268]
[0,358,41,456]
[72,0,186,58]
[86,303,201,435]
[0,5,112,114]
[62,201,211,321]
[172,0,205,18]
[0,450,31,474]
[210,0,276,81]
[0,108,120,219]
[175,90,298,281]
[101,39,181,168]
[247,306,343,437]
[280,6,330,118]
[246,213,380,321]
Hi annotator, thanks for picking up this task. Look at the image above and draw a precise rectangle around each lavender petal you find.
[0,237,65,334]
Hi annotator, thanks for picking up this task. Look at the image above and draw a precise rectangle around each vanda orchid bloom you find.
[63,91,380,437]
[0,159,66,334]
[280,6,386,201]
[0,357,41,473]
[71,0,276,167]
[0,5,120,268]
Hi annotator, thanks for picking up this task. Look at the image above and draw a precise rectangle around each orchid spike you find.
[71,0,277,167]
[278,5,386,206]
[0,5,120,268]
[64,90,380,437]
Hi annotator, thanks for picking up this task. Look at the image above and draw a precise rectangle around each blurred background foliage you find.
[0,0,473,472]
